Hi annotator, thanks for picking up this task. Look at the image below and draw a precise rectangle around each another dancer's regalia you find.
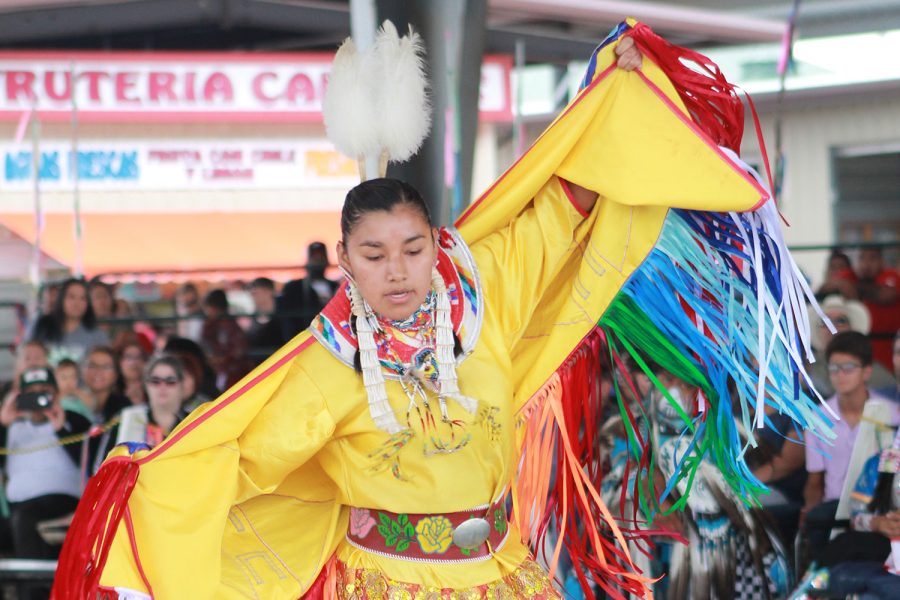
[53,20,832,599]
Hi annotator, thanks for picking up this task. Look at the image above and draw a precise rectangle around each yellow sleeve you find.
[470,176,585,350]
[456,43,766,405]
[235,363,335,500]
[99,336,343,599]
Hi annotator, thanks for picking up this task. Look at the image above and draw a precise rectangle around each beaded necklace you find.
[375,291,437,382]
[347,268,477,437]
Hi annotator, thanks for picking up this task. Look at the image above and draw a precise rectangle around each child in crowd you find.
[53,359,94,422]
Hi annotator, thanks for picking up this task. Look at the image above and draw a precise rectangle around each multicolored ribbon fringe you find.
[515,20,834,600]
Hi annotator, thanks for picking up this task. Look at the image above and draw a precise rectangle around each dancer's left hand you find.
[616,36,642,71]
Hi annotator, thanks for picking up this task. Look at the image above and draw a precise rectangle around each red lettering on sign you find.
[253,150,294,162]
[285,73,315,104]
[184,72,196,102]
[203,72,233,103]
[44,71,71,101]
[210,150,243,163]
[148,150,202,162]
[80,71,108,102]
[6,71,36,101]
[148,72,177,102]
[115,72,139,104]
[204,168,253,180]
[251,72,277,103]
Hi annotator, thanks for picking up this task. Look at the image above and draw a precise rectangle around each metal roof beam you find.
[488,0,786,43]
[0,0,224,43]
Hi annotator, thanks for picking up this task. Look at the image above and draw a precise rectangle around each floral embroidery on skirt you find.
[335,558,560,600]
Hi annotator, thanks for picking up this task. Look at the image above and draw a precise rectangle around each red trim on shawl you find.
[633,69,769,210]
[455,63,618,227]
[559,177,590,219]
[137,336,316,464]
[124,506,154,597]
[457,53,771,227]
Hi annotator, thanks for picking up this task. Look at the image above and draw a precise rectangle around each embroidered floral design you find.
[415,516,454,554]
[349,508,377,538]
[475,405,502,444]
[494,508,508,534]
[376,512,415,553]
[367,429,415,480]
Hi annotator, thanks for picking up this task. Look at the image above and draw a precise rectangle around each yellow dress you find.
[56,25,772,600]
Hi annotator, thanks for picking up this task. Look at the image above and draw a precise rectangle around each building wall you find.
[741,86,900,286]
[498,84,900,290]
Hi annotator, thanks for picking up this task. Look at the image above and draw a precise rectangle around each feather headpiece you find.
[322,20,431,180]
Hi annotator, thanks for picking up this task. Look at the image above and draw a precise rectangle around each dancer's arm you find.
[565,36,643,214]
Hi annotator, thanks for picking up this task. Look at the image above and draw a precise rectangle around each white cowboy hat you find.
[809,294,872,351]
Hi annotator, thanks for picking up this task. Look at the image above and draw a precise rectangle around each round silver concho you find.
[452,517,491,549]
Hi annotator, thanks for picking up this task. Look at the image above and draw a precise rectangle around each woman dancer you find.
[55,22,827,600]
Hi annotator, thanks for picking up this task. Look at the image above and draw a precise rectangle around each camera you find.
[15,391,53,412]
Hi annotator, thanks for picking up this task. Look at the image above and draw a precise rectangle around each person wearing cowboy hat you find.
[807,294,896,398]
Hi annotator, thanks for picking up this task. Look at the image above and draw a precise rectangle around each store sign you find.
[0,140,360,190]
[0,51,512,122]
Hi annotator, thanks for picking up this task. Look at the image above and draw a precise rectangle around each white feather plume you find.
[323,21,431,176]
[322,37,381,161]
[372,21,432,162]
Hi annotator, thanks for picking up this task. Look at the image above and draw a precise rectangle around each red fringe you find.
[517,331,654,600]
[553,333,643,600]
[627,22,745,154]
[51,457,140,599]
[516,328,692,600]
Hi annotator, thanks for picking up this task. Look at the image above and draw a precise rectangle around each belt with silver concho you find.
[345,497,509,563]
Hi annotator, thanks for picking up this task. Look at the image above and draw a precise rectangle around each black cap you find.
[19,367,57,390]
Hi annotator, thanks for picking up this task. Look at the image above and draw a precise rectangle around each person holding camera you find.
[0,367,91,558]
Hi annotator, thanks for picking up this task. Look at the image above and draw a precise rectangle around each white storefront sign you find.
[0,140,361,190]
[0,51,512,122]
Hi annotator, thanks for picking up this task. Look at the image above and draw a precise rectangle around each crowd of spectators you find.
[0,241,342,569]
[1,242,898,598]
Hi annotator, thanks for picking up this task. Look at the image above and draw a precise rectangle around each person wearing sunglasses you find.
[111,355,190,451]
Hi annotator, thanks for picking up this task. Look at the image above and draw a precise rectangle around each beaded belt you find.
[345,497,509,562]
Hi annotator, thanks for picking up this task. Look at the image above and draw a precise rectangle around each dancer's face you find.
[338,204,438,321]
